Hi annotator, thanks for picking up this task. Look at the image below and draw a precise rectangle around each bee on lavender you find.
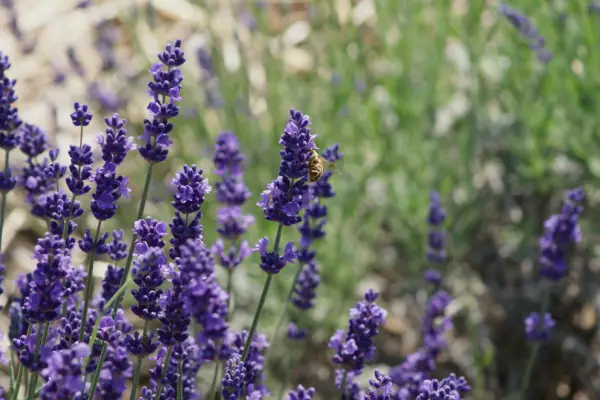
[307,148,338,183]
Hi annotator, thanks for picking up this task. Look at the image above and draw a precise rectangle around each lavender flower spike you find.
[329,289,387,373]
[287,385,316,400]
[539,188,584,281]
[258,109,317,226]
[139,39,185,163]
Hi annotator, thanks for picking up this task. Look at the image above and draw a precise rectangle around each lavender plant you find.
[0,18,580,397]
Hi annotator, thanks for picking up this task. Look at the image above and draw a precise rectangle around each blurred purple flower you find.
[525,312,555,342]
[539,188,584,281]
[498,4,552,63]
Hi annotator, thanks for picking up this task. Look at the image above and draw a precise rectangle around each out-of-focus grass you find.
[4,0,600,397]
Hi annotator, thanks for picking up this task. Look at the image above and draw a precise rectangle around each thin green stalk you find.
[83,277,132,370]
[270,263,303,344]
[87,342,108,399]
[0,150,10,249]
[79,219,103,342]
[241,224,283,361]
[154,346,174,400]
[9,353,14,395]
[27,322,50,400]
[10,362,23,400]
[339,370,348,399]
[177,360,183,400]
[112,163,154,318]
[519,286,552,398]
[129,321,149,400]
[129,356,143,400]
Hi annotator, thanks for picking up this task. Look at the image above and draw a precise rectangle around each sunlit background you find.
[1,0,600,398]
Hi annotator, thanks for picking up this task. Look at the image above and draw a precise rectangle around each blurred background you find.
[1,0,600,398]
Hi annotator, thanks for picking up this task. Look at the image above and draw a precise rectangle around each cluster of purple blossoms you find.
[39,342,89,399]
[289,144,343,335]
[140,40,185,163]
[426,191,446,264]
[90,114,133,221]
[0,52,22,150]
[211,132,253,274]
[415,374,470,400]
[524,312,555,342]
[169,164,210,259]
[363,370,393,400]
[539,188,584,281]
[329,289,387,380]
[389,280,454,397]
[258,108,317,227]
[498,4,552,63]
[287,384,316,400]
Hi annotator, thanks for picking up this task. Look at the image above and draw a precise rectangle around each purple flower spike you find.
[286,385,316,400]
[427,191,446,263]
[525,312,555,342]
[498,4,552,63]
[222,353,246,399]
[539,188,584,281]
[39,343,89,399]
[254,237,296,274]
[139,40,185,163]
[416,374,470,400]
[364,370,393,400]
[213,132,246,177]
[19,123,48,158]
[98,113,134,166]
[131,246,167,321]
[287,323,308,340]
[258,109,317,226]
[70,102,92,126]
[329,289,387,373]
[0,52,22,148]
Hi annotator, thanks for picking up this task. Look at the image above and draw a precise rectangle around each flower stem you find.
[112,163,154,318]
[0,149,11,249]
[241,223,284,361]
[519,284,552,398]
[129,356,143,400]
[83,277,132,370]
[27,322,50,400]
[177,360,183,400]
[87,342,108,399]
[10,361,23,400]
[270,263,303,345]
[339,370,348,399]
[226,268,234,320]
[154,346,174,400]
[79,219,103,342]
[129,321,149,400]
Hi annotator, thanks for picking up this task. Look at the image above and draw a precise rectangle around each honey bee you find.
[307,149,336,183]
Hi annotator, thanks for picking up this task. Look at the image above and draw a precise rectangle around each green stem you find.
[27,322,50,400]
[0,149,11,250]
[87,343,108,400]
[83,277,132,370]
[270,263,303,345]
[519,284,552,398]
[79,219,103,342]
[241,223,284,361]
[177,360,183,400]
[8,353,14,395]
[154,346,174,400]
[339,370,348,399]
[129,356,143,400]
[10,362,23,400]
[129,321,149,400]
[112,163,154,318]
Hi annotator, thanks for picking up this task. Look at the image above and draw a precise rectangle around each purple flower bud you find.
[70,102,92,126]
[254,237,296,274]
[525,312,555,342]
